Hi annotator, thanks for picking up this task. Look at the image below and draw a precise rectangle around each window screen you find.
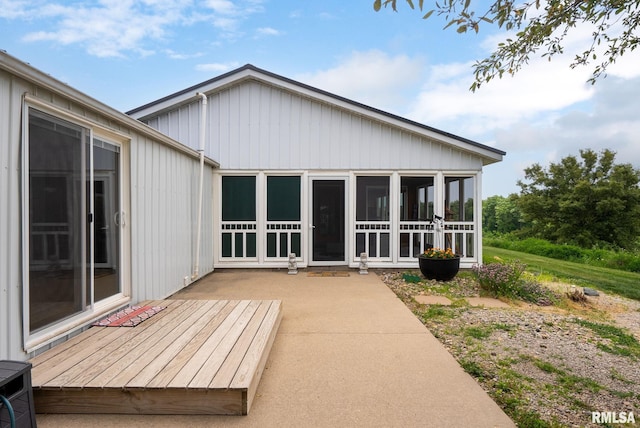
[356,176,390,221]
[267,176,301,221]
[222,176,256,221]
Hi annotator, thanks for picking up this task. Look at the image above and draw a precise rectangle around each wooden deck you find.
[29,299,282,415]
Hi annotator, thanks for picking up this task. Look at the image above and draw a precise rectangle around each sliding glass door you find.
[27,109,122,333]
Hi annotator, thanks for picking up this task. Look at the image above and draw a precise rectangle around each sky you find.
[2,0,640,197]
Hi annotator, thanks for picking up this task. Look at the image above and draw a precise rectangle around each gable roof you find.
[127,64,505,165]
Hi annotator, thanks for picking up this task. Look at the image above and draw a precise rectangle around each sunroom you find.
[127,64,505,270]
[213,171,478,269]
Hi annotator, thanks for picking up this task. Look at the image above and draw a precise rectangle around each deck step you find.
[29,299,282,415]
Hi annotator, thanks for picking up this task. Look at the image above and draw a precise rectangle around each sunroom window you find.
[355,176,390,259]
[221,176,257,258]
[399,176,435,258]
[444,176,476,257]
[266,176,301,258]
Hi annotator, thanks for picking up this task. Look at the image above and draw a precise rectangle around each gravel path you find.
[380,271,640,427]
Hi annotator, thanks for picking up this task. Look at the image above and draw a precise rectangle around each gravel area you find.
[379,270,640,427]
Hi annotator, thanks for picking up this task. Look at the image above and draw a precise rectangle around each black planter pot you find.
[418,256,460,281]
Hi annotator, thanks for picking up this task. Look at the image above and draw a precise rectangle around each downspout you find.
[192,92,207,280]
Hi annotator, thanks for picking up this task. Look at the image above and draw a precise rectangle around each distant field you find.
[484,246,640,301]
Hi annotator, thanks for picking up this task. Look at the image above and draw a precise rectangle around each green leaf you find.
[373,0,381,11]
[443,19,457,30]
[423,9,434,19]
[407,0,415,9]
[457,25,468,33]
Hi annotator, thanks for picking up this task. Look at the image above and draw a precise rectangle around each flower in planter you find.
[419,247,458,259]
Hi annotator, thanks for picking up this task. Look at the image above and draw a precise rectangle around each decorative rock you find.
[414,295,453,306]
[583,287,600,296]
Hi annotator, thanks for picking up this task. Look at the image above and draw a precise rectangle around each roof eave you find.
[0,51,220,169]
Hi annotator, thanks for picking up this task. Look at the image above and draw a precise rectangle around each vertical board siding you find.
[0,67,214,361]
[129,137,214,303]
[144,79,483,171]
[0,70,23,360]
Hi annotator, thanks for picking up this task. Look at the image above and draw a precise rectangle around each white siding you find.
[0,69,24,360]
[129,136,214,302]
[145,80,484,172]
[0,63,214,361]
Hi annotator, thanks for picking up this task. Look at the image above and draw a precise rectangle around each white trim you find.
[21,99,30,350]
[391,172,399,265]
[257,172,265,264]
[476,170,483,264]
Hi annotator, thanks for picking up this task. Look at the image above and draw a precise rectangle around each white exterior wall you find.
[0,68,24,361]
[145,80,485,172]
[0,60,215,360]
[129,137,214,302]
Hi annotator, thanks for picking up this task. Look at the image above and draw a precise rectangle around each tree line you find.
[483,149,640,250]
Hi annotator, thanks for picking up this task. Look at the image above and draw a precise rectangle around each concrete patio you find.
[36,269,515,427]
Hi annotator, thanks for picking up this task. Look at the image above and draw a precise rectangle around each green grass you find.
[573,319,640,358]
[484,246,640,301]
[464,326,493,340]
[484,236,640,273]
[417,305,457,322]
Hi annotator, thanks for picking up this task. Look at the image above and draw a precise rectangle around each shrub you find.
[472,261,558,305]
[472,261,525,298]
[517,280,559,306]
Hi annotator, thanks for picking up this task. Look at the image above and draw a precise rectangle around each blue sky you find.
[3,0,640,197]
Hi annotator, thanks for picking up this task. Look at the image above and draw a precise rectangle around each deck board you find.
[30,299,282,415]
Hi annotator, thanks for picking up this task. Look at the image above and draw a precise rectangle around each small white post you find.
[288,253,298,275]
[359,252,369,275]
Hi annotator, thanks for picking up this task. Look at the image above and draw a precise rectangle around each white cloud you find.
[204,0,237,15]
[411,17,640,139]
[406,52,597,138]
[17,1,192,57]
[7,0,265,57]
[482,74,640,196]
[164,49,204,60]
[0,0,30,18]
[296,50,425,114]
[256,27,281,37]
[497,76,640,163]
[203,0,264,32]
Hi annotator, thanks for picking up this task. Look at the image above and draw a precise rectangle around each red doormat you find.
[93,305,165,327]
